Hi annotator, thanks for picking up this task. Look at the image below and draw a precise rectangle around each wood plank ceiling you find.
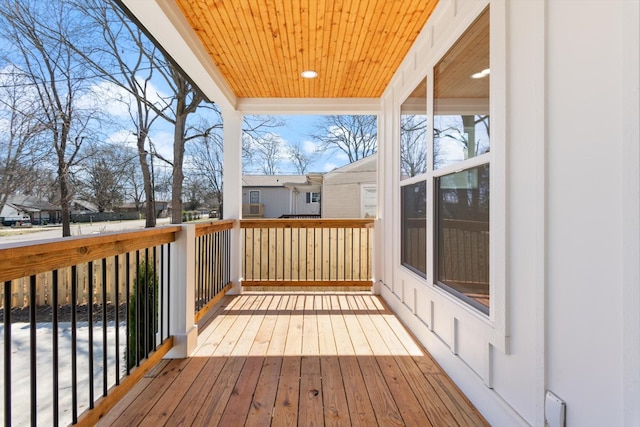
[174,0,439,98]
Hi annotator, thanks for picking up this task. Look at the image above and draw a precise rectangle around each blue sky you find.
[247,114,351,175]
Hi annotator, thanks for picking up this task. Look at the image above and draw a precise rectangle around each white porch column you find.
[166,223,197,358]
[222,109,243,294]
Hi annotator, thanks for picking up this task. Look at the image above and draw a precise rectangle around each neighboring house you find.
[242,174,322,218]
[322,154,377,218]
[0,195,60,225]
[115,201,169,218]
[71,199,101,214]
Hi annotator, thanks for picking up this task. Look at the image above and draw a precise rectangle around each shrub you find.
[127,258,158,369]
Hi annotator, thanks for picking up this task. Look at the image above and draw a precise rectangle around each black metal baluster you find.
[29,275,37,426]
[144,248,149,357]
[152,247,157,350]
[166,244,170,341]
[71,265,78,424]
[52,271,59,427]
[88,262,94,408]
[213,232,218,295]
[224,230,231,285]
[4,280,12,425]
[159,246,163,343]
[125,252,131,375]
[135,250,140,367]
[102,258,108,397]
[207,235,210,303]
[196,236,202,312]
[212,232,217,295]
[114,255,120,385]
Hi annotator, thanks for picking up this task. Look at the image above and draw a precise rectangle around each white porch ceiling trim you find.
[120,0,237,111]
[236,98,382,115]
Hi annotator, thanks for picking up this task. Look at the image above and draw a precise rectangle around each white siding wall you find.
[292,191,321,215]
[241,188,290,218]
[323,157,376,218]
[379,0,639,426]
[323,183,362,218]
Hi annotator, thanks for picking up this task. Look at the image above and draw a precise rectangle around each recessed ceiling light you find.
[471,68,490,79]
[301,70,318,79]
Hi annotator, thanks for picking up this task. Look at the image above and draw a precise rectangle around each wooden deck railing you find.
[240,218,374,287]
[0,217,376,425]
[0,227,180,426]
[194,220,234,321]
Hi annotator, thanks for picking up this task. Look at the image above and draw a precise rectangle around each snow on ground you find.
[0,322,127,426]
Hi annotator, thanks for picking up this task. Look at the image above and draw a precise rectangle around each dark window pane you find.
[401,182,427,277]
[436,164,490,314]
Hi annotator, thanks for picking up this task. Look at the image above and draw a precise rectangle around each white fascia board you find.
[236,98,382,115]
[121,0,236,111]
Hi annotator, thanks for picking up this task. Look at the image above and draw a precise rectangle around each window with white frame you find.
[306,192,320,203]
[433,7,490,314]
[399,7,491,315]
[361,185,377,218]
[400,77,428,277]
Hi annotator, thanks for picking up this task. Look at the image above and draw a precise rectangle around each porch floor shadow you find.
[98,293,488,426]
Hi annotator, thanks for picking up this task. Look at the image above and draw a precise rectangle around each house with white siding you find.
[322,154,377,218]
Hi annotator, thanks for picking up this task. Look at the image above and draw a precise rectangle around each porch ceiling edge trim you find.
[235,98,382,115]
[120,0,236,111]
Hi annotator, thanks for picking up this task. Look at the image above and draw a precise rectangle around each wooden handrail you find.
[241,218,375,229]
[195,219,235,237]
[0,225,181,283]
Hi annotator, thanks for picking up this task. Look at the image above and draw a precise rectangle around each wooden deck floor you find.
[98,293,488,426]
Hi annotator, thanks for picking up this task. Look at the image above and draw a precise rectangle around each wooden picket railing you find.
[240,218,374,287]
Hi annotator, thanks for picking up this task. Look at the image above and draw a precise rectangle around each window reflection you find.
[401,182,427,277]
[434,114,489,169]
[436,164,490,314]
[433,8,490,170]
[400,78,427,179]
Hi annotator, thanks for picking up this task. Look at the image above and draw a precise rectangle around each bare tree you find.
[287,142,313,174]
[187,125,224,213]
[400,114,428,178]
[0,68,49,213]
[245,133,285,175]
[67,0,171,227]
[76,144,135,212]
[0,0,97,236]
[312,115,377,163]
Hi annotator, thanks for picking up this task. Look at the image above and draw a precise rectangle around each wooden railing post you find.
[166,223,198,358]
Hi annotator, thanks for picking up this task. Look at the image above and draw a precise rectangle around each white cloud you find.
[77,79,170,120]
[148,130,174,160]
[323,162,337,172]
[302,139,318,154]
[106,129,137,146]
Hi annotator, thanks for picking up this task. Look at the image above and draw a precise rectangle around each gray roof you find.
[242,175,309,187]
[7,195,58,211]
